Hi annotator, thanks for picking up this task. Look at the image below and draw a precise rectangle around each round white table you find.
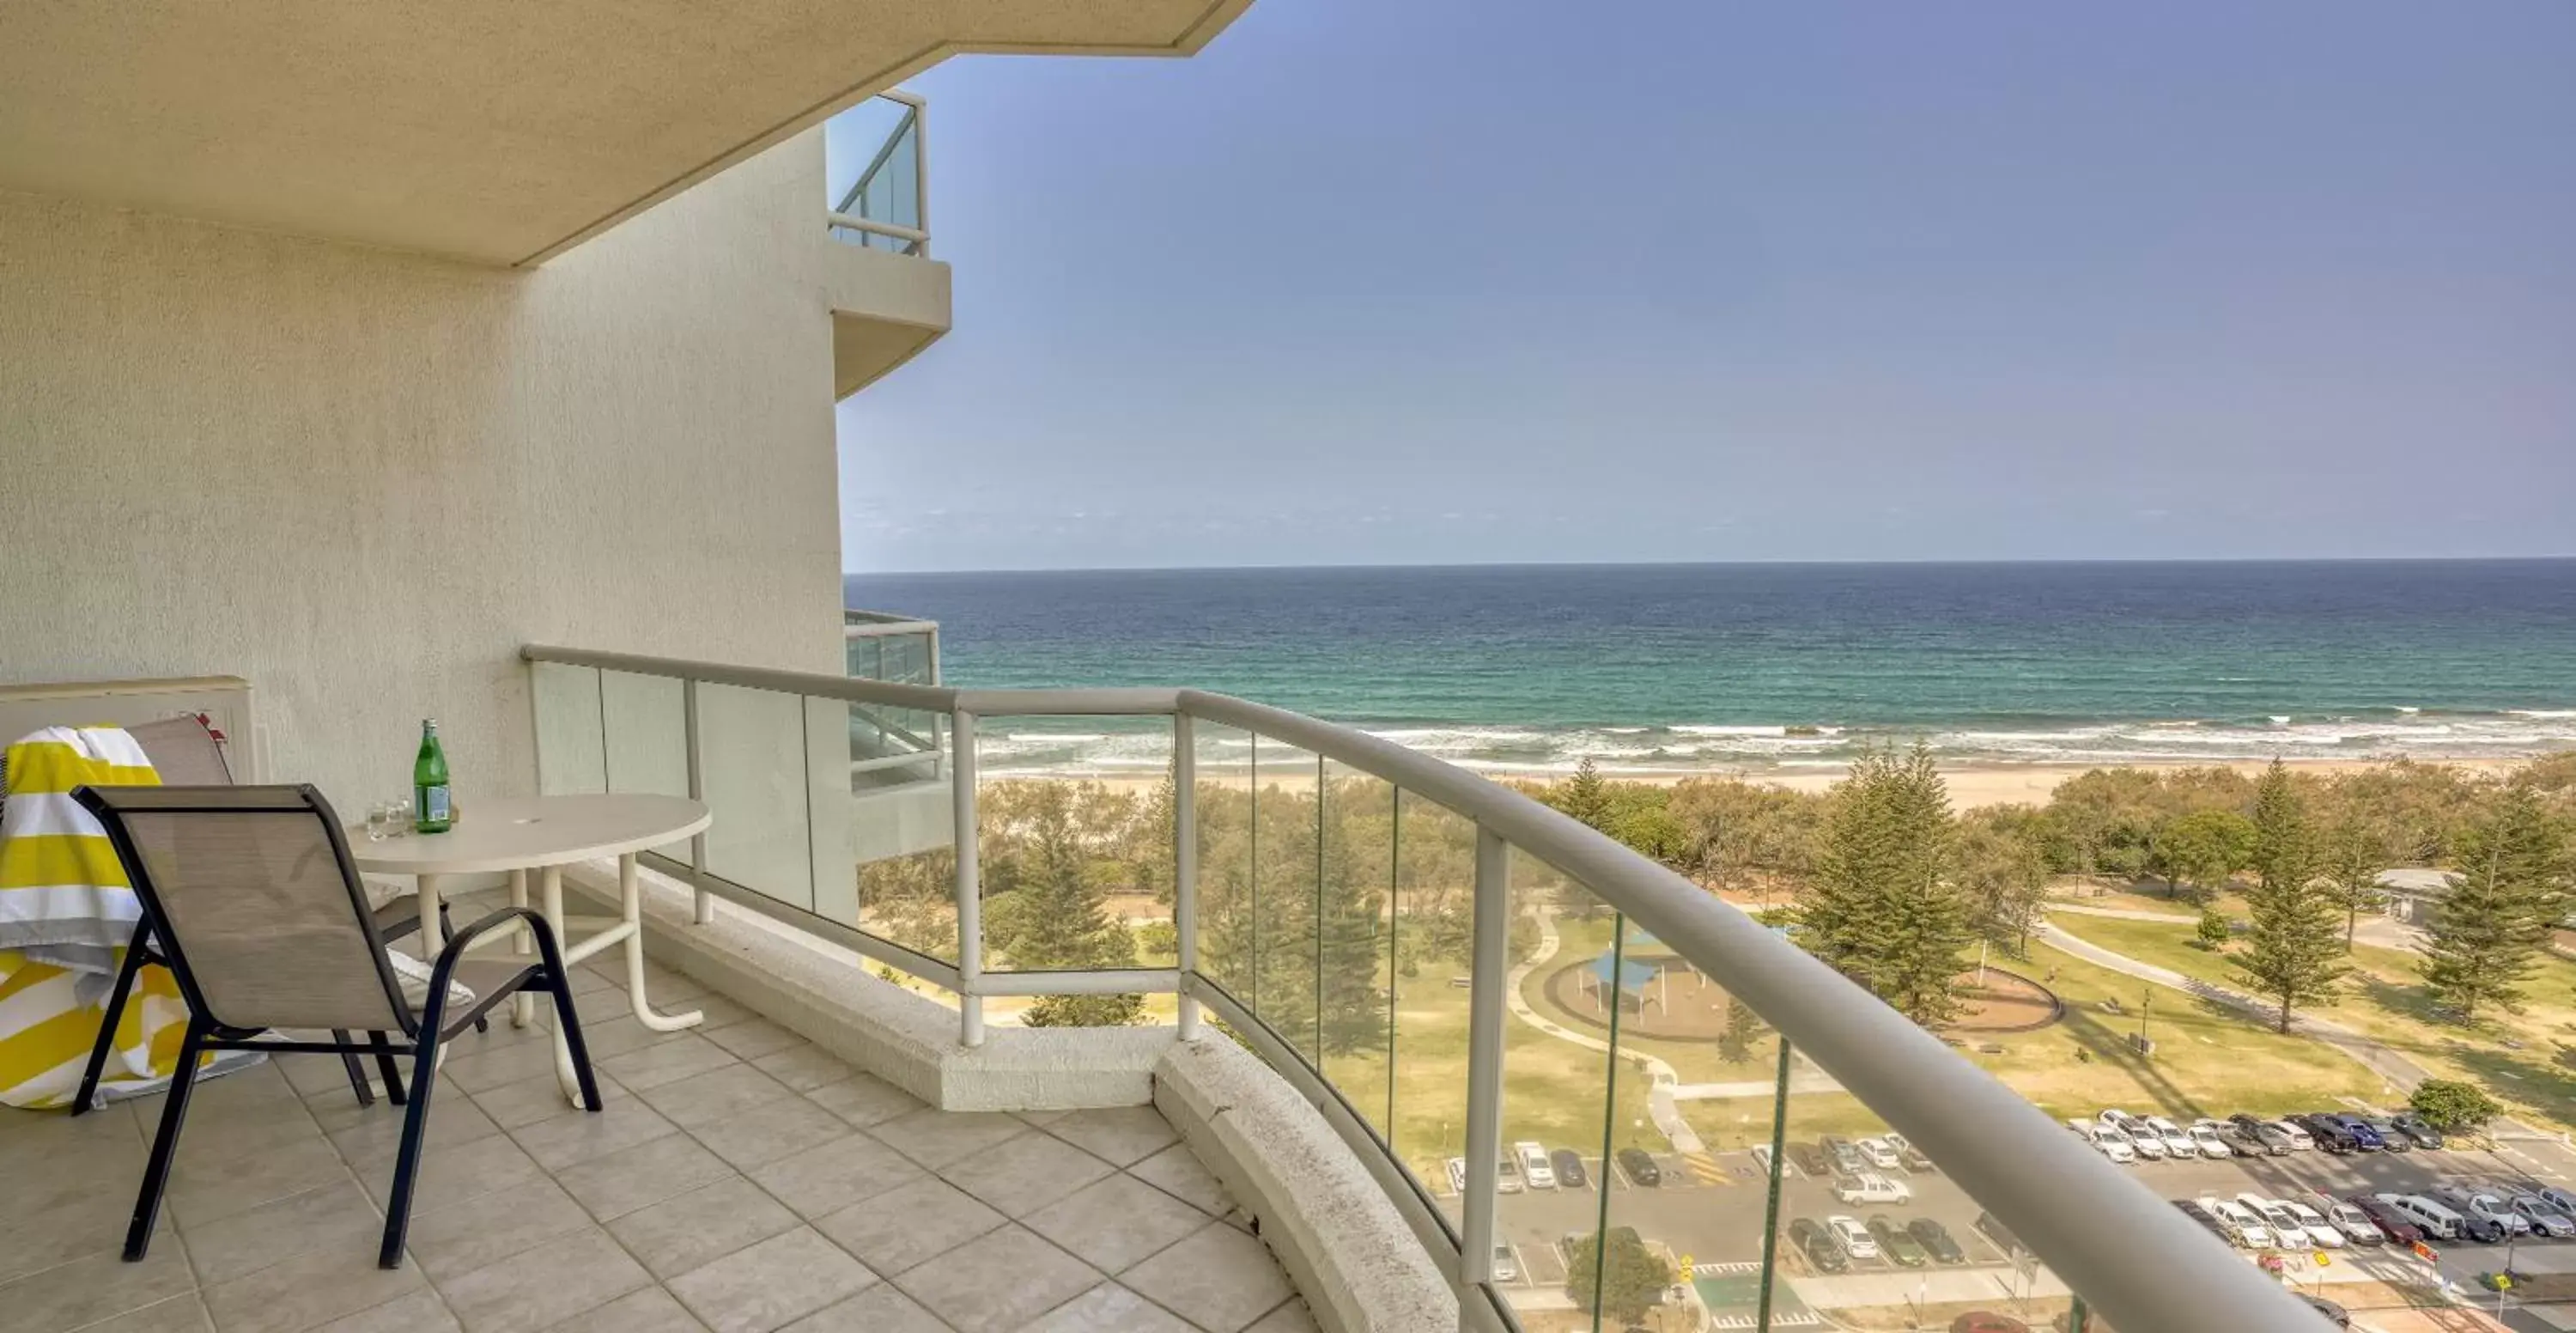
[351,793,713,1107]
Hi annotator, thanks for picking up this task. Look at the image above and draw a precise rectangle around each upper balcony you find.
[823,94,952,399]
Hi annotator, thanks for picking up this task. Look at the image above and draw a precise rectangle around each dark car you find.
[2227,1114,2295,1155]
[2356,1116,2411,1153]
[2213,1123,2267,1158]
[2389,1113,2446,1149]
[2300,1296,2350,1329]
[1868,1214,1929,1267]
[1788,1218,1848,1274]
[2331,1113,2389,1152]
[2348,1194,2424,1246]
[1786,1141,1831,1178]
[1551,1149,1589,1190]
[2298,1114,2360,1153]
[1972,1209,2026,1257]
[1908,1216,1965,1264]
[1822,1135,1866,1175]
[2173,1199,2234,1245]
[1615,1147,1662,1187]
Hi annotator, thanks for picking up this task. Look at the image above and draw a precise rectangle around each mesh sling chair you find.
[74,783,600,1269]
[70,716,479,1117]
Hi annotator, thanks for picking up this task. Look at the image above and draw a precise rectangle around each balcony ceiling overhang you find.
[0,0,1249,267]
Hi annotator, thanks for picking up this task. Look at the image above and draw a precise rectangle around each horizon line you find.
[844,554,2576,578]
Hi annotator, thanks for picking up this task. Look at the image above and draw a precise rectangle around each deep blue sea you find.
[845,562,2576,774]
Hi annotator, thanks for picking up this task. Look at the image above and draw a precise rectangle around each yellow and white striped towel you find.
[0,725,194,1109]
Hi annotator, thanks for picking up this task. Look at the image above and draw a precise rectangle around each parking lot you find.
[1453,1133,2576,1309]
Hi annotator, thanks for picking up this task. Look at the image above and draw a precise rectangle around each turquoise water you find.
[845,562,2576,774]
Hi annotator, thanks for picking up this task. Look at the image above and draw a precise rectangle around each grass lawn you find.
[2054,912,2576,1135]
[2063,880,2242,918]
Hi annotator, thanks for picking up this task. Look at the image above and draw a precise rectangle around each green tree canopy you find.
[1564,1226,1672,1326]
[2421,784,2572,1022]
[2150,808,2257,903]
[1800,743,1971,1024]
[2234,760,2347,1032]
[2409,1079,2505,1132]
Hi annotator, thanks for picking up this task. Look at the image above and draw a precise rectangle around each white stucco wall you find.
[0,131,853,813]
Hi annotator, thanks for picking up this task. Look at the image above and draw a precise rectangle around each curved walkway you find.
[1503,914,1705,1152]
[2037,916,2432,1093]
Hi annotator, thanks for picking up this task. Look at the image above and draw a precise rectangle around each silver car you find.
[2510,1195,2576,1239]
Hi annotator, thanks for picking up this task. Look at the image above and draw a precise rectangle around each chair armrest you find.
[418,907,566,1034]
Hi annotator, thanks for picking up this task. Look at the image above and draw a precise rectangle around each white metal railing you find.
[826,91,927,256]
[520,644,2332,1333]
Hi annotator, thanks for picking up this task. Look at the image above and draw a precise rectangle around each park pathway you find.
[2048,901,2199,923]
[2036,916,2432,1093]
[1504,913,1707,1153]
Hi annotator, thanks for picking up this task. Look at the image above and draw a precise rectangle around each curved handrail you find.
[521,646,2329,1332]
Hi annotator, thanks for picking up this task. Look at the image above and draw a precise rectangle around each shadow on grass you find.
[2051,994,2227,1122]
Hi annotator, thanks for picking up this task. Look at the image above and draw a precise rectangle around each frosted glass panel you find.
[531,661,605,796]
[697,683,813,911]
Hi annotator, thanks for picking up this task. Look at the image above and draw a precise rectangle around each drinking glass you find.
[390,797,413,837]
[366,804,392,842]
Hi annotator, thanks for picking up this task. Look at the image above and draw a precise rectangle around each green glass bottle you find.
[413,718,453,834]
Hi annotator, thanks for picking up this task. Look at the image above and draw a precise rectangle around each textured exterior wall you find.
[0,131,849,813]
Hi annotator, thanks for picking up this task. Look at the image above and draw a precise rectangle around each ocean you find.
[842,561,2576,776]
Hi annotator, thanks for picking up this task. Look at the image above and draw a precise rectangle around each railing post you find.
[951,708,983,1048]
[1173,712,1200,1040]
[683,677,713,925]
[1458,827,1509,1315]
[1755,1037,1794,1331]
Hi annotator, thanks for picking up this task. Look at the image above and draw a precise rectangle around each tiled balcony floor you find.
[0,946,1315,1333]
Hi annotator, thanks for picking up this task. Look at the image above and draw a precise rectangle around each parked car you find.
[1908,1216,1965,1264]
[2388,1112,2445,1150]
[2173,1199,2236,1246]
[1788,1218,1848,1274]
[1497,1154,1523,1194]
[2432,1187,2529,1239]
[2224,1113,2293,1154]
[1823,1135,1867,1176]
[2068,1119,2136,1164]
[2296,1115,2360,1153]
[2264,1117,2316,1151]
[2301,1295,2351,1328]
[1551,1148,1589,1190]
[2534,1185,2576,1217]
[2355,1115,2412,1153]
[2185,1121,2235,1160]
[1491,1242,1519,1283]
[1515,1141,1557,1190]
[1868,1214,1929,1267]
[2376,1193,2465,1242]
[2143,1116,2200,1159]
[2278,1200,2343,1248]
[1827,1215,1880,1261]
[1833,1171,1914,1205]
[2097,1108,2143,1130]
[2330,1114,2390,1152]
[1884,1131,1935,1172]
[2208,1121,2268,1158]
[2348,1194,2424,1246]
[1973,1210,2026,1258]
[2507,1194,2576,1239]
[2240,1194,2318,1249]
[1443,1157,1467,1196]
[2123,1124,2171,1160]
[2203,1196,2275,1249]
[1615,1147,1662,1187]
[2339,1113,2391,1154]
[1858,1136,1904,1171]
[2321,1199,2385,1246]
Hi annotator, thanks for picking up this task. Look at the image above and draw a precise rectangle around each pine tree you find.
[1800,743,1971,1024]
[2233,760,2346,1032]
[1558,757,1612,832]
[991,782,1145,1028]
[2423,785,2570,1022]
[2316,814,2387,951]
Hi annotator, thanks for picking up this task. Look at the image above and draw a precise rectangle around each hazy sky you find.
[835,0,2575,572]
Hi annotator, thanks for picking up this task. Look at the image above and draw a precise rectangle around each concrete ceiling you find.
[0,0,1249,266]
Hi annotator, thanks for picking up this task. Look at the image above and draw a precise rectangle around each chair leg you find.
[331,1031,376,1108]
[543,967,603,1115]
[368,1032,406,1105]
[434,905,486,1034]
[125,1020,206,1260]
[378,1031,442,1269]
[76,920,154,1117]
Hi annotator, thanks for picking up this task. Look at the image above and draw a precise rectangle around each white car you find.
[2144,1117,2199,1160]
[1515,1141,1556,1190]
[2185,1122,2234,1160]
[1857,1136,1903,1171]
[1491,1242,1520,1282]
[2068,1119,2136,1164]
[1827,1215,1879,1261]
[1444,1157,1467,1196]
[2240,1195,2316,1250]
[2278,1200,2343,1248]
[2205,1196,2275,1249]
[2124,1125,2169,1160]
[2322,1199,2384,1246]
[2098,1109,2144,1132]
[1832,1171,1913,1205]
[2267,1118,2315,1151]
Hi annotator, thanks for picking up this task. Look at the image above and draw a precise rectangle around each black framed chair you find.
[70,715,477,1117]
[74,782,600,1269]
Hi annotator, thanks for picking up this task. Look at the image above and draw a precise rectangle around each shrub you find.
[2195,910,2233,951]
[2409,1079,2505,1132]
